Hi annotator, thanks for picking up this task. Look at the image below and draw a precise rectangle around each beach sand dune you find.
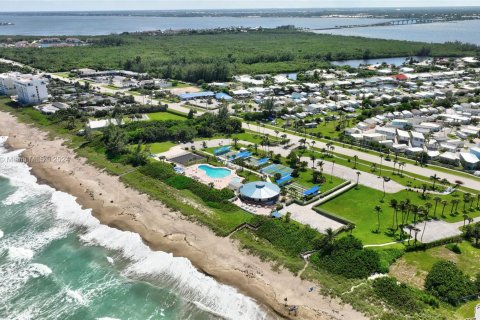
[0,110,366,320]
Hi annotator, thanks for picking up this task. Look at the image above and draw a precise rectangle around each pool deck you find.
[184,163,242,190]
[233,198,274,216]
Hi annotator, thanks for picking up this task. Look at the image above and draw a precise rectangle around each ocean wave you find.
[0,229,3,239]
[29,263,53,278]
[7,246,34,261]
[0,137,267,320]
[0,148,50,206]
[65,288,88,305]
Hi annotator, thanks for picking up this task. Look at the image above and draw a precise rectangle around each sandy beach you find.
[0,110,367,320]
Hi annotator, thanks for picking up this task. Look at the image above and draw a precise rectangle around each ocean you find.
[0,136,268,320]
[0,15,390,36]
[312,19,480,45]
[0,13,478,45]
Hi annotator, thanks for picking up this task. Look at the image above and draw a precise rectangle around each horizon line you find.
[2,6,480,13]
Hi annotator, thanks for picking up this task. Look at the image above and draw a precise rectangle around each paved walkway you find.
[3,58,480,191]
[281,203,344,233]
[166,138,404,193]
[405,216,480,243]
[243,122,480,191]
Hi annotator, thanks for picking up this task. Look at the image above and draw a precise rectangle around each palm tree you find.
[424,202,432,220]
[440,200,448,218]
[413,227,421,246]
[345,223,355,235]
[330,160,336,182]
[310,154,316,168]
[463,193,471,212]
[476,194,480,209]
[374,205,382,233]
[432,196,441,219]
[382,177,390,201]
[420,211,429,242]
[379,154,384,177]
[233,137,239,148]
[353,155,358,169]
[451,199,460,214]
[398,201,407,234]
[322,227,335,246]
[299,138,307,149]
[430,174,440,191]
[317,161,324,177]
[406,224,414,245]
[390,199,398,231]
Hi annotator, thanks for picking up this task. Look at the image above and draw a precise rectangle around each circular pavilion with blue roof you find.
[239,181,280,204]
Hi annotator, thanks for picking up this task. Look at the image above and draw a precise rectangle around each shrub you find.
[254,217,323,257]
[376,248,405,273]
[311,236,382,279]
[372,277,422,313]
[140,161,234,205]
[373,277,439,313]
[425,260,477,306]
[445,243,462,254]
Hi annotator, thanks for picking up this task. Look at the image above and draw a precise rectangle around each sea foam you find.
[7,246,34,261]
[29,263,53,278]
[0,137,267,320]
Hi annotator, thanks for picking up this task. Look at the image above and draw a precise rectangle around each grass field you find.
[147,142,176,154]
[389,242,480,318]
[318,186,480,245]
[128,142,176,154]
[2,96,479,320]
[146,111,187,121]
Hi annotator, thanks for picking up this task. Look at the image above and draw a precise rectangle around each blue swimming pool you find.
[198,164,232,179]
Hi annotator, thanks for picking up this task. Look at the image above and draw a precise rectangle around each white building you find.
[460,152,479,170]
[0,72,21,96]
[14,76,49,106]
[363,133,386,143]
[410,131,425,148]
[397,129,411,144]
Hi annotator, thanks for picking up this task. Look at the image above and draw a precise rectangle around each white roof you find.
[397,130,410,138]
[411,131,424,139]
[460,152,479,164]
[88,119,122,129]
[440,152,459,160]
[407,147,423,153]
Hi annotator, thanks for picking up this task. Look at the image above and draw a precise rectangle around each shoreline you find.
[0,110,366,320]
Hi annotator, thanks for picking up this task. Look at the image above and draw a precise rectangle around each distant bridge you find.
[313,18,446,31]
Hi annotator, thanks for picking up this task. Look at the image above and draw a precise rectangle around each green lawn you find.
[147,112,187,121]
[147,142,176,154]
[401,242,480,278]
[318,186,480,245]
[455,299,480,319]
[128,141,176,154]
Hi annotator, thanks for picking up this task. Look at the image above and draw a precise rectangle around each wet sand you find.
[0,110,367,320]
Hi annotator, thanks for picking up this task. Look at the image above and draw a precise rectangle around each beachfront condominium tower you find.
[13,75,48,106]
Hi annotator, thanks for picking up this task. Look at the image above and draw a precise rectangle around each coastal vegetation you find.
[1,94,480,319]
[1,29,479,82]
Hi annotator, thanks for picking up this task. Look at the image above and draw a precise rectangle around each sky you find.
[1,0,479,12]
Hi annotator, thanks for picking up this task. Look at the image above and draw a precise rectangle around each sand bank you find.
[0,110,366,320]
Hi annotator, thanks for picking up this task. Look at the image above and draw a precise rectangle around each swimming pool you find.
[198,164,232,179]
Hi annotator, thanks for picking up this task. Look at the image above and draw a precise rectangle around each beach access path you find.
[0,110,367,320]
